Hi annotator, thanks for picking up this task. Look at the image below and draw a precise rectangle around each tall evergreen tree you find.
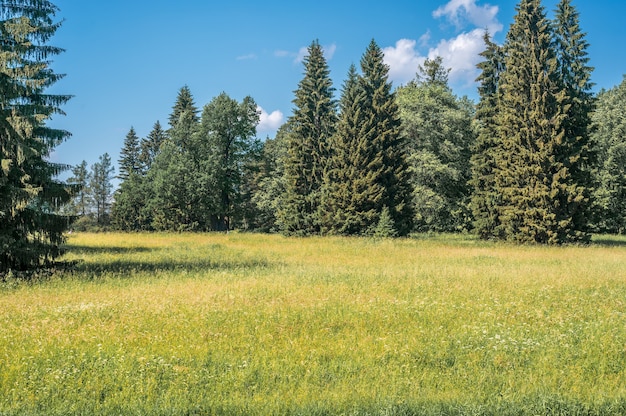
[359,39,413,235]
[168,86,199,150]
[321,64,384,235]
[470,32,505,238]
[280,40,337,235]
[0,1,73,271]
[493,0,573,244]
[552,0,594,241]
[118,127,141,181]
[168,86,197,128]
[139,120,166,172]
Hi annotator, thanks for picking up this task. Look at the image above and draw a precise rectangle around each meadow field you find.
[1,232,626,415]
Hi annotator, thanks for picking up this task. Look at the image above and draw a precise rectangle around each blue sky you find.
[48,0,626,173]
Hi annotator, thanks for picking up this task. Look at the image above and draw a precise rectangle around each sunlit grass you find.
[1,232,626,414]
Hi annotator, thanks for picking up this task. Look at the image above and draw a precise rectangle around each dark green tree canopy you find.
[1,0,73,271]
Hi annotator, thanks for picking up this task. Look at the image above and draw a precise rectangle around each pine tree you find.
[168,86,197,128]
[470,32,505,239]
[493,0,570,244]
[359,39,413,236]
[140,120,166,172]
[168,86,199,150]
[0,1,74,271]
[67,160,91,217]
[90,153,115,225]
[118,127,141,181]
[552,0,594,242]
[321,64,384,235]
[280,40,337,235]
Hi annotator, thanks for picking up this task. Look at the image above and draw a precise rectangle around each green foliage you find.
[139,120,166,172]
[470,32,504,239]
[398,58,475,232]
[321,64,383,235]
[66,160,91,217]
[251,127,289,233]
[280,40,337,235]
[487,0,591,244]
[358,40,414,236]
[591,78,626,234]
[195,93,260,230]
[0,0,73,271]
[117,127,141,181]
[90,153,115,225]
[369,205,398,238]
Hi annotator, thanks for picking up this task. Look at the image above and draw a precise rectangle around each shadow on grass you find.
[67,245,153,255]
[591,236,626,247]
[74,258,272,276]
[66,247,273,277]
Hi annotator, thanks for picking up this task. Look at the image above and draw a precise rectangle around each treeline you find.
[66,0,626,243]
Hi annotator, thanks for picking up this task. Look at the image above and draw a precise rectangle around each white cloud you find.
[428,28,488,86]
[382,0,503,88]
[257,106,284,133]
[433,0,502,34]
[274,50,290,58]
[383,39,426,85]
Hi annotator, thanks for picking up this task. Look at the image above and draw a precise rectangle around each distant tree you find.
[139,120,166,172]
[90,153,115,225]
[470,32,505,238]
[416,56,450,87]
[146,141,197,231]
[0,0,74,271]
[145,88,200,231]
[118,127,142,181]
[111,173,150,231]
[66,160,92,217]
[195,93,260,230]
[252,125,290,233]
[591,78,626,234]
[398,57,475,232]
[280,40,337,235]
[359,39,413,235]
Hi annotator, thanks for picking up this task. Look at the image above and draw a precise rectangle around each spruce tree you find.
[470,32,505,239]
[494,0,570,244]
[552,0,594,242]
[0,1,73,271]
[280,40,337,235]
[168,86,199,150]
[118,127,141,181]
[359,40,413,235]
[140,120,166,172]
[321,64,384,235]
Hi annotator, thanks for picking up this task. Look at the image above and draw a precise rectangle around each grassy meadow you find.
[1,232,626,415]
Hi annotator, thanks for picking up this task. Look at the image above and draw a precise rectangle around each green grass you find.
[1,232,626,415]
